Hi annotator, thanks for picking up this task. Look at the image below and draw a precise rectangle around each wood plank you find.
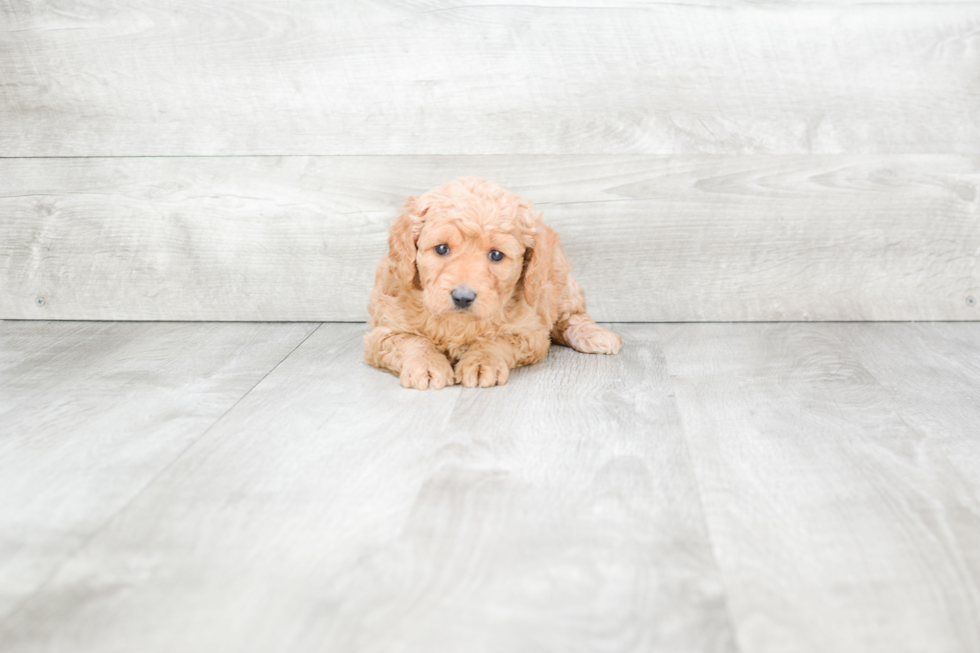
[660,323,980,653]
[1,1,977,156]
[834,323,980,640]
[0,320,317,623]
[0,323,735,653]
[1,155,976,322]
[835,322,980,509]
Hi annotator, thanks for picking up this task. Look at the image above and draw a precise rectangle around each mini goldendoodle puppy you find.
[364,177,622,389]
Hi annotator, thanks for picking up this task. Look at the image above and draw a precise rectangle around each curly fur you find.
[364,177,622,389]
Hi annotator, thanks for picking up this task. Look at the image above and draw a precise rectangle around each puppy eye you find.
[489,250,504,262]
[434,244,449,256]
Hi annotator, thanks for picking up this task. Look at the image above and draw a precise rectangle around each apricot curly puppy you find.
[364,177,622,389]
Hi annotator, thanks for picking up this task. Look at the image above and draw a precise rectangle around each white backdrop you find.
[1,1,978,320]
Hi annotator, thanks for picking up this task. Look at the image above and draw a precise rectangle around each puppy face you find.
[415,214,526,320]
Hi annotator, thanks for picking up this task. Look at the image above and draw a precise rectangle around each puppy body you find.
[364,177,621,389]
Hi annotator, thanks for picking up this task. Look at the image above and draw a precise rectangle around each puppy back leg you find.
[551,277,623,355]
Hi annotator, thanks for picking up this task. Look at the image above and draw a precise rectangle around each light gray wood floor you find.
[1,321,978,653]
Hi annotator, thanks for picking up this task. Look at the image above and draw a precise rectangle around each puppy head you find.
[387,177,540,320]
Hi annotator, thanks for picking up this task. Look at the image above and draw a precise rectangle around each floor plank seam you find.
[0,322,325,631]
[660,346,745,653]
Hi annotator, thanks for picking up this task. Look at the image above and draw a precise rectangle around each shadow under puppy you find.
[364,177,622,389]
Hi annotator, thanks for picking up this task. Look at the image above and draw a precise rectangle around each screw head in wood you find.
[35,297,45,307]
[968,296,977,307]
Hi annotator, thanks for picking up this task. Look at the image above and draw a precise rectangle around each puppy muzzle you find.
[451,286,477,310]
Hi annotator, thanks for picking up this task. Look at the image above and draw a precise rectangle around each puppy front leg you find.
[363,327,455,390]
[454,331,550,388]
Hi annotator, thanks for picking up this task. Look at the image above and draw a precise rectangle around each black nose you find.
[451,287,476,309]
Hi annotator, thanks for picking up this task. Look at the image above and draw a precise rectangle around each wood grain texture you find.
[2,322,979,651]
[0,320,316,624]
[0,323,734,653]
[2,154,977,322]
[1,1,978,156]
[659,323,980,653]
[836,322,980,520]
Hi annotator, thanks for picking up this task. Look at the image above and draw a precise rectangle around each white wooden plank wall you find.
[3,1,978,156]
[1,1,978,321]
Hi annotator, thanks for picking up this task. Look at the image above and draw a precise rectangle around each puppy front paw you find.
[400,355,455,390]
[454,353,510,388]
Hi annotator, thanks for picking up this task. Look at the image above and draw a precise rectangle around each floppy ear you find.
[387,197,425,288]
[522,223,555,307]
